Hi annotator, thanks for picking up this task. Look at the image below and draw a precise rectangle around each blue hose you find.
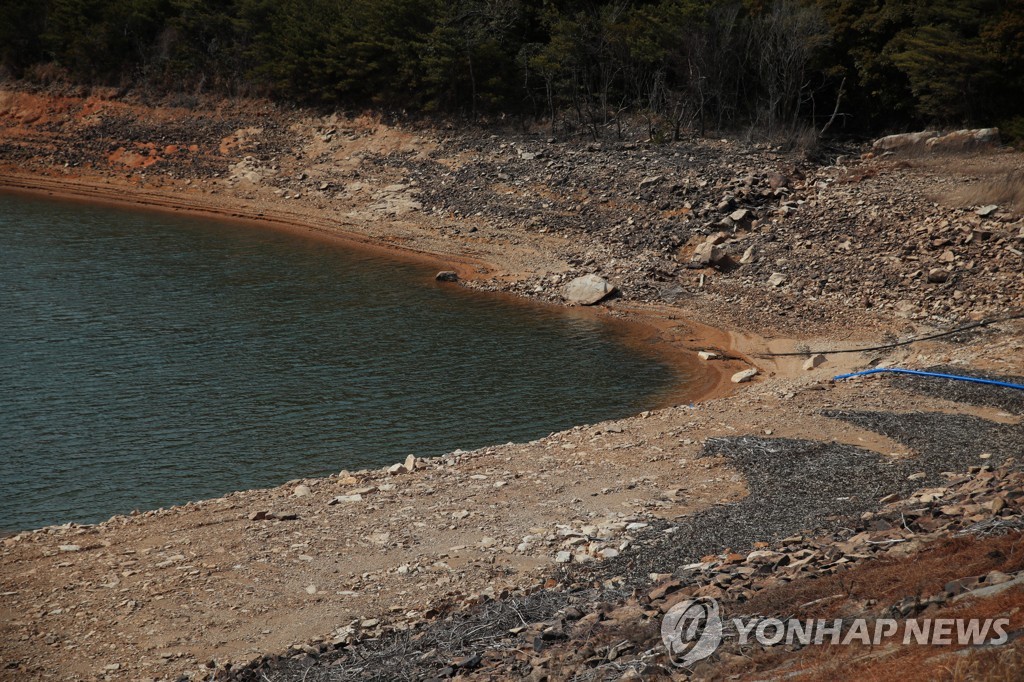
[832,367,1024,391]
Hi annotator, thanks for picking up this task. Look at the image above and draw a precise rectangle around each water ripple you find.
[0,192,687,531]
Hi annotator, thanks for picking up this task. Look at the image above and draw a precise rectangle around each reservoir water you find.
[0,191,687,532]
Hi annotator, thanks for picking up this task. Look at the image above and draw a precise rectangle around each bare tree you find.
[750,0,829,136]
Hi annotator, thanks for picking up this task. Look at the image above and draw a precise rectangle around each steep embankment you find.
[0,85,1022,681]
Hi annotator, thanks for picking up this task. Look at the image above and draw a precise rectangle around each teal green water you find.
[0,192,686,532]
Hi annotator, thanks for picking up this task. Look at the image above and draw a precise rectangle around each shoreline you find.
[0,170,744,412]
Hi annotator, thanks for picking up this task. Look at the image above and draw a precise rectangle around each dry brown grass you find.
[914,154,1024,214]
[712,533,1024,681]
[737,533,1024,619]
[942,643,1024,682]
[949,170,1024,214]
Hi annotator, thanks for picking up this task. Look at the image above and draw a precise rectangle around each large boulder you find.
[871,131,939,152]
[563,274,615,305]
[926,128,1000,151]
[692,241,726,267]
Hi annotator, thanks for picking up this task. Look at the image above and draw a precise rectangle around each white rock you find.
[697,350,720,361]
[767,272,787,287]
[731,368,758,383]
[563,274,615,305]
[872,131,939,151]
[293,484,312,498]
[554,551,572,563]
[926,128,1000,151]
[802,354,826,371]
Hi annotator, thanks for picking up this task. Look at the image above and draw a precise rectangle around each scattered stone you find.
[802,354,827,371]
[976,205,998,217]
[729,208,752,223]
[731,368,758,383]
[697,351,720,361]
[328,494,363,504]
[927,268,951,284]
[563,274,615,305]
[692,241,727,267]
[435,271,459,282]
[767,272,787,287]
[293,484,311,498]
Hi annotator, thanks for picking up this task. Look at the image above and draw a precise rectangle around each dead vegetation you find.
[918,155,1024,215]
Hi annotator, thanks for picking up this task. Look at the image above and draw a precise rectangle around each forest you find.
[1,0,1022,139]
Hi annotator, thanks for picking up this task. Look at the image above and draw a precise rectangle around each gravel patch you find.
[238,588,592,682]
[888,365,1024,415]
[824,410,1022,466]
[234,406,1022,681]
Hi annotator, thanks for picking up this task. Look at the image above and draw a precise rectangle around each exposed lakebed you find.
[0,192,691,531]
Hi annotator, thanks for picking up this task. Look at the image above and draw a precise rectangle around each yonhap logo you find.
[661,598,723,667]
[661,597,1010,668]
